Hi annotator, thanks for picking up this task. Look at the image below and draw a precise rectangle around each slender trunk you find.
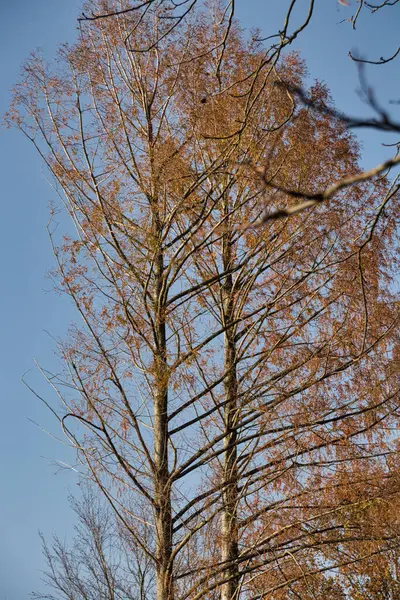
[153,222,173,600]
[221,214,240,600]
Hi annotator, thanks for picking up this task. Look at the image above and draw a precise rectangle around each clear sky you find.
[0,1,399,599]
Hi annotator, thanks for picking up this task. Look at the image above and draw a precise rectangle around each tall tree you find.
[7,2,400,599]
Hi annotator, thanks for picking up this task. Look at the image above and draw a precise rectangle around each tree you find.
[78,0,400,223]
[6,2,400,599]
[33,485,154,600]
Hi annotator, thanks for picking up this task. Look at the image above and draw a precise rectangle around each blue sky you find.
[0,1,399,598]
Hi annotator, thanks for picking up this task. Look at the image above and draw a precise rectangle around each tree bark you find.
[221,211,240,600]
[153,222,173,600]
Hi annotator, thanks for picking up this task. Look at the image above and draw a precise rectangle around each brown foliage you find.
[7,2,400,599]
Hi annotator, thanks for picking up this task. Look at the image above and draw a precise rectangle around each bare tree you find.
[32,485,154,600]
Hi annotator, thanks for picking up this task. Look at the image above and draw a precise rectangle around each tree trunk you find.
[221,217,240,600]
[153,229,173,600]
